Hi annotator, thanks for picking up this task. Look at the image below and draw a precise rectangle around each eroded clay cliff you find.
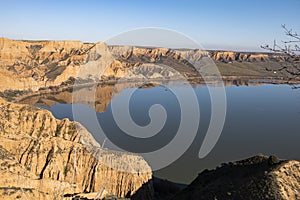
[0,38,285,93]
[0,98,153,199]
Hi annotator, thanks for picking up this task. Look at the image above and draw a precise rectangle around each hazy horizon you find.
[0,37,282,53]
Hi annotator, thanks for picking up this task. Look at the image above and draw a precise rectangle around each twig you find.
[101,138,107,148]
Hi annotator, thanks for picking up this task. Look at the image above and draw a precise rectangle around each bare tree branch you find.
[261,25,300,82]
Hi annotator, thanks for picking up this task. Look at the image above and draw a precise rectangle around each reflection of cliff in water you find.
[18,78,297,113]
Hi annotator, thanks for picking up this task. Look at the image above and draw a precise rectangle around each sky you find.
[0,0,299,51]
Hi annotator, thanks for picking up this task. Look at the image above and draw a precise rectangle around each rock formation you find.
[172,155,300,200]
[0,38,91,91]
[0,98,153,199]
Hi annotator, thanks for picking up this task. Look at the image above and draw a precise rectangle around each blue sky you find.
[0,0,299,51]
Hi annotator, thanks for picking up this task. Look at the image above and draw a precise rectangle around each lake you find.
[28,81,300,184]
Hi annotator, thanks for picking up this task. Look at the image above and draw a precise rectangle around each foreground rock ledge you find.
[0,98,153,199]
[172,155,300,200]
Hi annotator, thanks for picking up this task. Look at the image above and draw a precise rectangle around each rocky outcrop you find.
[0,98,153,199]
[209,51,271,62]
[172,155,300,200]
[109,45,281,63]
[0,38,287,93]
[0,38,91,91]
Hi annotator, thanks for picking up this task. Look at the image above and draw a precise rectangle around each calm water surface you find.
[37,83,300,184]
